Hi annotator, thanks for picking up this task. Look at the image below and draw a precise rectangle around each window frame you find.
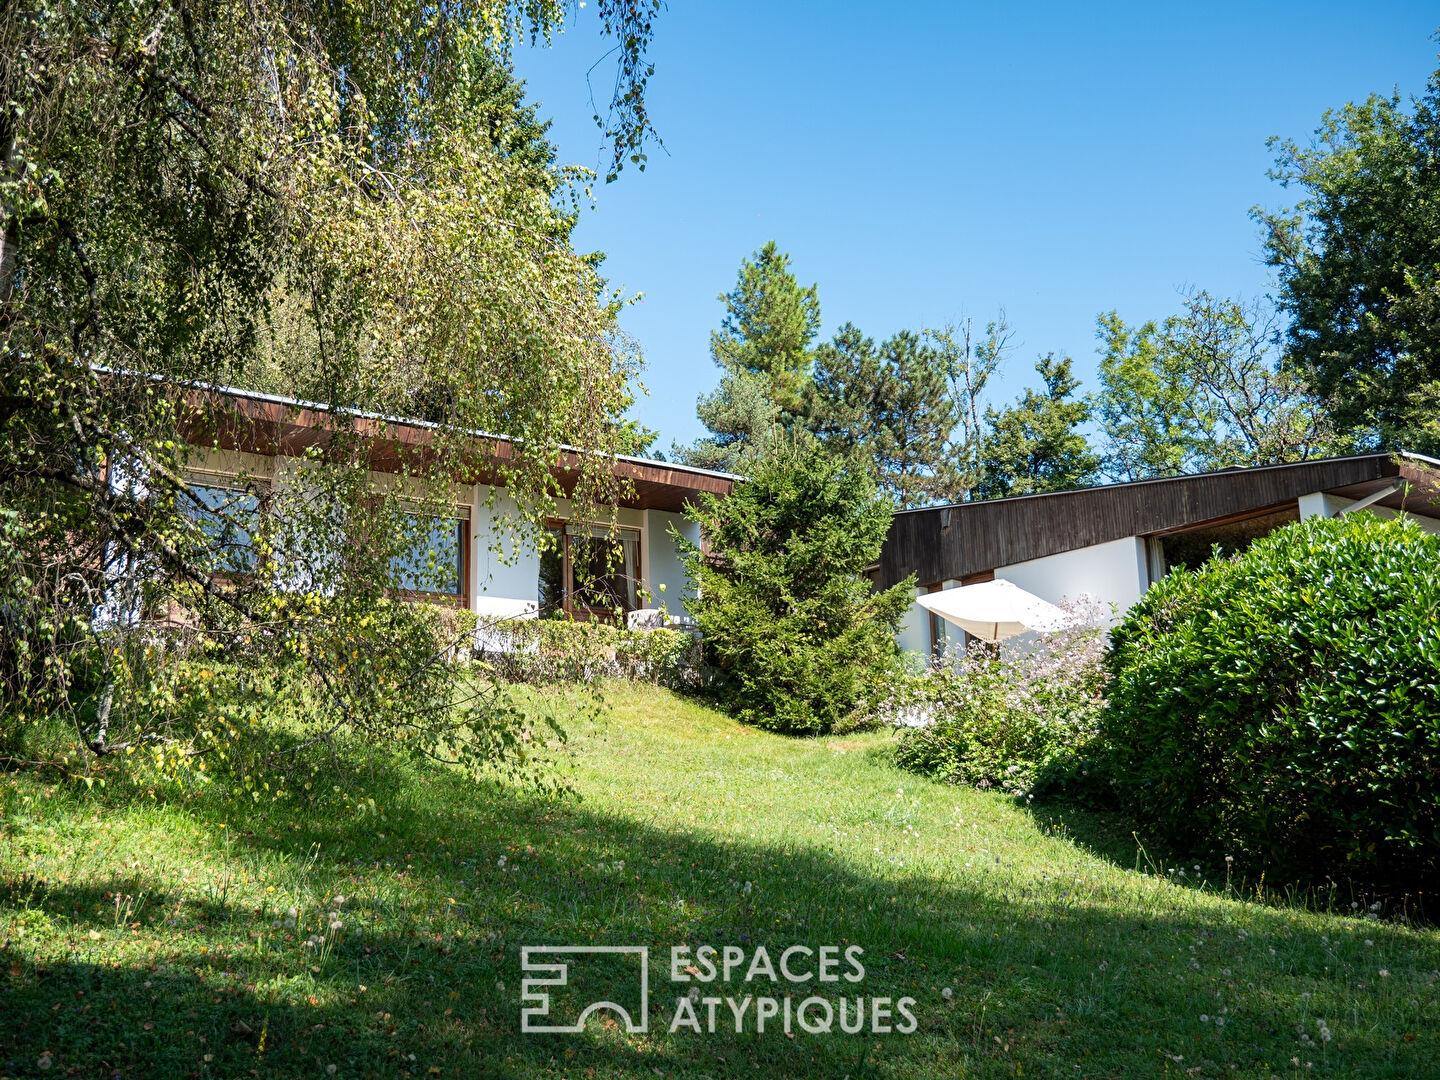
[389,507,472,610]
[180,469,269,580]
[539,520,643,623]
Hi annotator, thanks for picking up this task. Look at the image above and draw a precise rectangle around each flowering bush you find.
[1104,513,1440,894]
[890,604,1109,795]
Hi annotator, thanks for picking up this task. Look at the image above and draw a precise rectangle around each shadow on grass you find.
[4,752,1439,1080]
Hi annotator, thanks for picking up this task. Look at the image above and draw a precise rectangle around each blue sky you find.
[514,3,1439,453]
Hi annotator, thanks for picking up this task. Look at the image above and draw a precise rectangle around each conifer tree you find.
[679,242,820,471]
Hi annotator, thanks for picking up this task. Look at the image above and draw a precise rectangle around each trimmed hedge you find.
[1103,513,1440,895]
[482,620,701,688]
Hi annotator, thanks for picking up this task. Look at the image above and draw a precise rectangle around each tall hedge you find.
[680,442,913,734]
[1104,513,1440,895]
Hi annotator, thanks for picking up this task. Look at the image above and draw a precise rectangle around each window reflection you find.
[390,513,464,596]
[184,483,260,574]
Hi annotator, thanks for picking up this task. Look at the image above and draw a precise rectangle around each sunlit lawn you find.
[2,684,1437,1078]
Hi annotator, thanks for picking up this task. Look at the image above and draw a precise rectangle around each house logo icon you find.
[520,945,650,1034]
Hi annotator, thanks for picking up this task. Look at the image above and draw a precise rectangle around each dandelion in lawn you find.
[497,856,506,869]
[330,919,343,932]
[1200,1014,1209,1023]
[1365,939,1374,947]
[283,917,296,930]
[941,987,953,1000]
[1379,969,1390,978]
[742,881,753,895]
[37,1055,53,1071]
[687,986,700,1003]
[333,895,345,907]
[327,1066,337,1076]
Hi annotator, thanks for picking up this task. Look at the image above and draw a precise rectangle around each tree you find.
[929,317,1014,500]
[1096,293,1340,479]
[0,0,661,777]
[807,325,966,507]
[974,354,1100,499]
[679,242,821,471]
[1095,313,1211,480]
[680,440,913,735]
[1256,50,1440,453]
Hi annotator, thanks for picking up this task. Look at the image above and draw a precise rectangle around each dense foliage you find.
[973,354,1100,499]
[681,243,1013,505]
[681,441,912,734]
[0,0,661,777]
[1104,513,1440,894]
[1096,292,1341,481]
[1257,56,1440,454]
[890,607,1109,794]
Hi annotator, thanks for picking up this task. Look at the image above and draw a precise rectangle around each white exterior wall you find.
[473,487,543,612]
[645,510,699,618]
[895,587,930,665]
[996,536,1150,626]
[1298,490,1440,534]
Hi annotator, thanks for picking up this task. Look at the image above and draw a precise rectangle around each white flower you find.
[941,987,953,1000]
[497,856,506,868]
[330,919,344,932]
[37,1056,53,1072]
[1200,1014,1209,1023]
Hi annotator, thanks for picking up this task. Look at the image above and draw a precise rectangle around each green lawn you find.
[2,685,1437,1079]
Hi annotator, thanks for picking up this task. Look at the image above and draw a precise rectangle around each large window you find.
[183,482,261,575]
[537,523,642,620]
[390,513,466,598]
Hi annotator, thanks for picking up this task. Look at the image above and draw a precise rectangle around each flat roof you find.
[878,451,1440,589]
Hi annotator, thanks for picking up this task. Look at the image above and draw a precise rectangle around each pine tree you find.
[679,242,820,471]
[807,325,965,507]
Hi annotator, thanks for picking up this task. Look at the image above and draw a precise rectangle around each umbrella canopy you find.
[915,579,1072,642]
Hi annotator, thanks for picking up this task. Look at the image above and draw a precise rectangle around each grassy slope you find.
[2,685,1437,1079]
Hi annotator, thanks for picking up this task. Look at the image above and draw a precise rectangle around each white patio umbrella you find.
[915,578,1072,643]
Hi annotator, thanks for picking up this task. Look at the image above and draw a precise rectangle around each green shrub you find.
[485,620,700,687]
[1103,513,1440,894]
[680,442,913,735]
[891,612,1108,793]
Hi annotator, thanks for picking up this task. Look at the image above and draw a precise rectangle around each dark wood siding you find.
[878,455,1407,588]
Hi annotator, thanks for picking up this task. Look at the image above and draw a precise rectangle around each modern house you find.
[175,383,736,627]
[876,452,1440,661]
